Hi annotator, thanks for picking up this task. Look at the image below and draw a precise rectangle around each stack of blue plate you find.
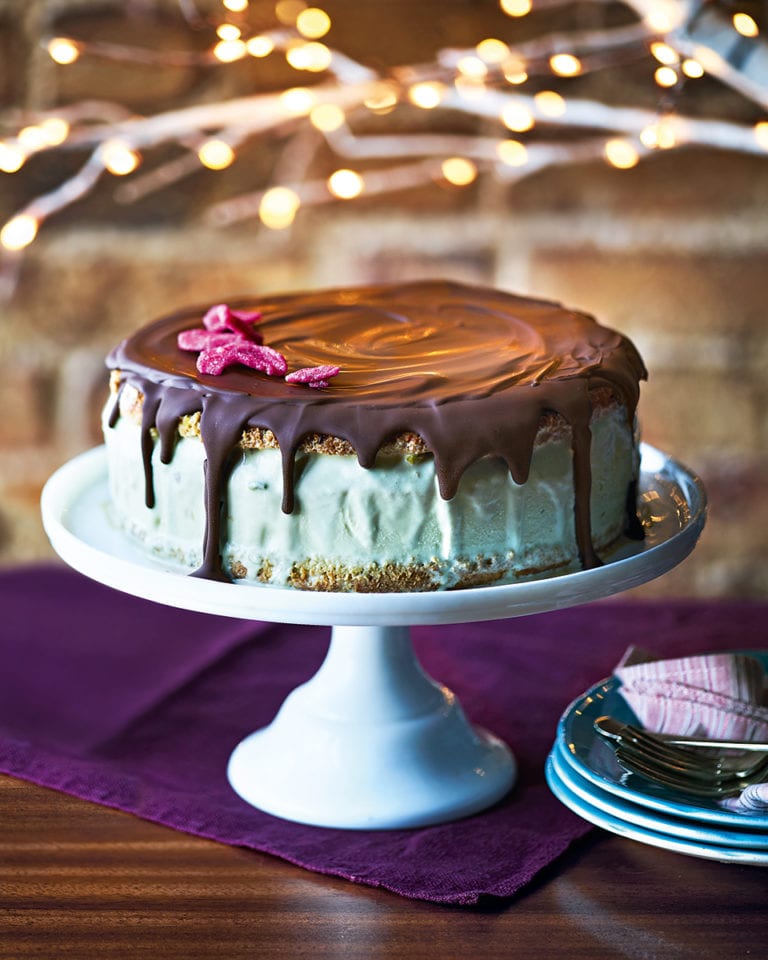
[546,664,768,865]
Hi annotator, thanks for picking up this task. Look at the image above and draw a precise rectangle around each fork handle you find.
[664,734,768,751]
[595,716,768,752]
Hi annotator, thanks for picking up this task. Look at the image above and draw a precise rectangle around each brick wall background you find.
[1,0,767,597]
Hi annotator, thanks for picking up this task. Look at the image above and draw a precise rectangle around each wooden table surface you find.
[1,776,766,959]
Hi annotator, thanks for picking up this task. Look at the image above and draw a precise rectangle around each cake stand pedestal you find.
[228,623,515,828]
[41,444,705,830]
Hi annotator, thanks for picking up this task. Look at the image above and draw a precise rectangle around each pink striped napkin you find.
[615,647,768,813]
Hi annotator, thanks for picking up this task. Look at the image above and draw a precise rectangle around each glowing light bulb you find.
[310,103,346,131]
[456,56,488,80]
[645,4,677,33]
[18,126,50,151]
[328,169,364,199]
[496,139,528,167]
[247,35,274,57]
[502,59,528,84]
[280,86,316,116]
[441,157,477,186]
[733,12,759,37]
[47,37,80,65]
[550,53,582,77]
[753,121,768,150]
[214,38,247,61]
[650,41,678,65]
[1,214,38,251]
[476,39,509,64]
[259,186,300,229]
[101,140,140,176]
[223,0,249,10]
[534,90,566,117]
[296,7,331,39]
[408,82,445,110]
[39,117,70,145]
[639,124,658,148]
[285,40,308,69]
[654,65,678,88]
[18,119,71,152]
[656,124,677,149]
[198,139,235,170]
[681,58,704,78]
[286,41,332,72]
[691,44,723,74]
[500,0,532,17]
[364,83,399,114]
[604,138,639,169]
[0,142,26,173]
[500,102,534,133]
[217,23,242,40]
[640,121,676,150]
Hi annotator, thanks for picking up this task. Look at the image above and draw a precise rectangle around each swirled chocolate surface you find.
[107,280,647,582]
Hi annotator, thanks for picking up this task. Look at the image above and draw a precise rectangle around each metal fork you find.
[595,717,768,754]
[595,717,768,771]
[594,716,768,798]
[611,746,768,799]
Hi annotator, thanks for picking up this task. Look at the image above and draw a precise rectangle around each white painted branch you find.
[26,149,106,219]
[63,81,377,149]
[205,159,440,225]
[443,88,767,153]
[437,21,651,70]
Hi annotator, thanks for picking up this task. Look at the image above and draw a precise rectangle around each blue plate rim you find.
[545,754,768,865]
[550,742,768,849]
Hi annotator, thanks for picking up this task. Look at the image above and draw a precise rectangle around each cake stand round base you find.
[227,624,515,829]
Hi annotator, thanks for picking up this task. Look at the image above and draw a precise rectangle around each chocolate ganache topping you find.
[107,280,647,582]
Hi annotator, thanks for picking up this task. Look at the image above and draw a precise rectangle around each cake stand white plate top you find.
[41,443,706,830]
[42,443,705,627]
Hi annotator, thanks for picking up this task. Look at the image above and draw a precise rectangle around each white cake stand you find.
[41,443,705,830]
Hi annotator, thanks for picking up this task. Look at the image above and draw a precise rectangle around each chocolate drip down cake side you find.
[102,280,647,591]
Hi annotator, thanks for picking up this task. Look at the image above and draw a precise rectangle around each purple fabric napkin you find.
[1,564,766,905]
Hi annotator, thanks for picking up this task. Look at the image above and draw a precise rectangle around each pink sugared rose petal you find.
[235,342,287,376]
[285,365,340,387]
[201,303,231,333]
[201,304,263,342]
[197,341,287,377]
[196,345,234,375]
[178,329,243,352]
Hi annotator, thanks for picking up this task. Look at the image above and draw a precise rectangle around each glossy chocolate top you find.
[112,280,644,403]
[107,280,647,582]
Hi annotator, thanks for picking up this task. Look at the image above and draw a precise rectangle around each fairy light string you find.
[0,0,766,271]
